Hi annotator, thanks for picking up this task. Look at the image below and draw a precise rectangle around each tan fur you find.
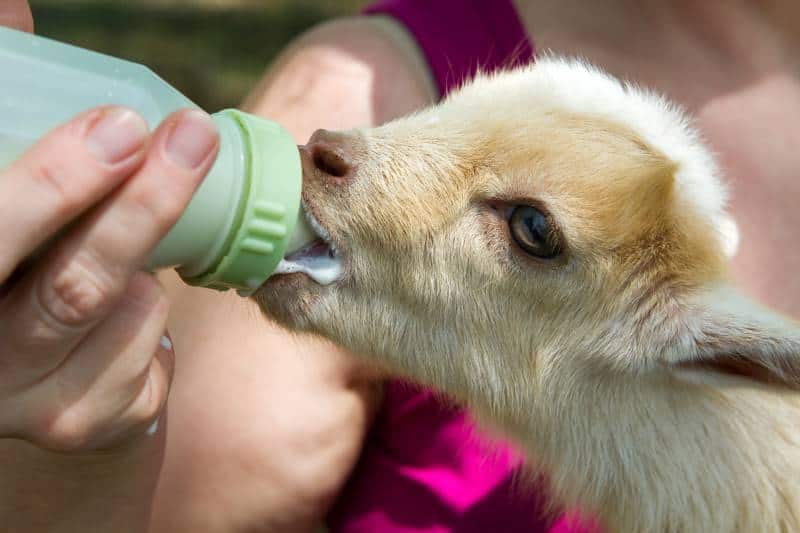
[257,58,800,532]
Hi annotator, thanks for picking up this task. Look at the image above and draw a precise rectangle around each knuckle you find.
[35,408,95,452]
[40,253,121,327]
[150,290,171,326]
[128,377,167,429]
[7,317,68,359]
[128,184,185,232]
[28,159,85,218]
[124,272,170,319]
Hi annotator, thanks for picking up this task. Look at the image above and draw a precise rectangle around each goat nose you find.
[306,129,355,181]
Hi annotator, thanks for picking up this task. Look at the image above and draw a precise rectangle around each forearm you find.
[150,16,435,532]
[144,13,433,533]
[0,15,435,533]
[242,16,436,140]
[162,15,436,390]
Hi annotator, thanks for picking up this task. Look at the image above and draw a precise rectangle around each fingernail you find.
[159,335,173,351]
[86,108,148,164]
[165,110,218,170]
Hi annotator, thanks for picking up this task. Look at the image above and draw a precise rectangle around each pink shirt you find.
[327,2,599,531]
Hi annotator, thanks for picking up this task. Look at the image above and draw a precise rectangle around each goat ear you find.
[673,286,800,388]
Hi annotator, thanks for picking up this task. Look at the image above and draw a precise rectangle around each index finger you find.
[0,107,149,283]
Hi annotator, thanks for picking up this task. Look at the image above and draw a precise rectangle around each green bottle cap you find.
[181,109,302,295]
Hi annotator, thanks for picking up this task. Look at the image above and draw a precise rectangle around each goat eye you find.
[509,206,561,259]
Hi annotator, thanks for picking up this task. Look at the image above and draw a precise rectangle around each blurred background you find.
[30,0,369,111]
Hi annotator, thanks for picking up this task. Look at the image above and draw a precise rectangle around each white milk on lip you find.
[273,254,343,285]
[272,205,345,285]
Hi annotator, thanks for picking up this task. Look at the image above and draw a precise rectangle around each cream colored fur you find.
[257,58,800,532]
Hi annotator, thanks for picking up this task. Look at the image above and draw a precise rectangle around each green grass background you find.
[29,0,369,112]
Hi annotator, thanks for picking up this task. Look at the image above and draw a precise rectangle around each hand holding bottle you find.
[0,105,219,451]
[0,0,306,453]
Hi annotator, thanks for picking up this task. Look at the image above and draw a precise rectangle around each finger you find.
[0,110,217,369]
[0,106,149,283]
[61,108,219,276]
[18,272,174,451]
[113,330,175,443]
[0,1,33,32]
[141,333,176,438]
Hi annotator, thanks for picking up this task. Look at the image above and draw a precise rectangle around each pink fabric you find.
[328,383,599,532]
[328,2,600,532]
[364,0,533,95]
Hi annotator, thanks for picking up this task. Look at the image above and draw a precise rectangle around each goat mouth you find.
[272,204,344,285]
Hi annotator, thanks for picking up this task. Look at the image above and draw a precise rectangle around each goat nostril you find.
[312,145,352,178]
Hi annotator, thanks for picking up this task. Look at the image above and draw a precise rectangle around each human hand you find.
[0,105,219,452]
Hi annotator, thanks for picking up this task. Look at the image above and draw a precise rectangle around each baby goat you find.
[258,58,800,533]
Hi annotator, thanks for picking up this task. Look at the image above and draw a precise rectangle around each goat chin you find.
[256,57,800,533]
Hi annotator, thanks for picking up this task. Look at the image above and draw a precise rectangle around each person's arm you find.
[148,16,437,533]
[0,4,221,532]
[242,15,436,133]
[1,13,436,533]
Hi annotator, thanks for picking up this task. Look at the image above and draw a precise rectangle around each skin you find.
[255,6,800,531]
[149,16,437,533]
[0,10,436,533]
[0,0,31,32]
[0,11,221,533]
[3,0,800,531]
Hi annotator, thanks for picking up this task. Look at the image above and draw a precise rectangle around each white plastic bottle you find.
[0,26,316,294]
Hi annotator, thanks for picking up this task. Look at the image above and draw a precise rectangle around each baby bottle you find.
[0,26,316,295]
